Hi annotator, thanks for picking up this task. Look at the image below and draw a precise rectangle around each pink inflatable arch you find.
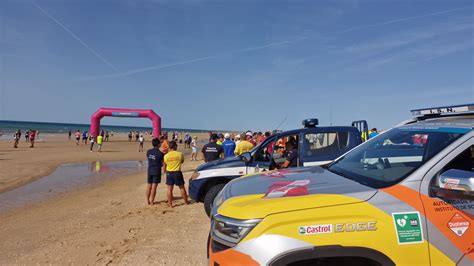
[90,108,161,138]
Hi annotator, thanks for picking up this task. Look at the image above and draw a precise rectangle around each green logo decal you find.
[298,227,306,235]
[392,212,424,244]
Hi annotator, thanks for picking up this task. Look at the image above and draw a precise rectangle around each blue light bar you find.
[411,103,474,116]
[302,118,319,128]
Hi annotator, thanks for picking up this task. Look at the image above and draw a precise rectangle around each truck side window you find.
[442,145,473,173]
[254,143,271,162]
[303,132,350,158]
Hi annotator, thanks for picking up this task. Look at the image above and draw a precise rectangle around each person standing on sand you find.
[234,133,254,155]
[202,134,223,162]
[13,129,21,148]
[82,130,88,145]
[146,138,164,205]
[138,134,144,152]
[75,130,81,145]
[190,136,198,161]
[25,130,29,142]
[163,141,189,208]
[234,134,241,145]
[222,133,236,158]
[216,134,224,145]
[160,135,169,154]
[97,134,103,152]
[89,135,95,152]
[29,130,36,148]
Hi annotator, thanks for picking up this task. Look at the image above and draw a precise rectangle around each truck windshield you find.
[328,127,469,188]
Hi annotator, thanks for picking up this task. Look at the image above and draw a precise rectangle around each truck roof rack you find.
[411,104,474,119]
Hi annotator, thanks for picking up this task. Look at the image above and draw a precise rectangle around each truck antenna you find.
[275,116,287,131]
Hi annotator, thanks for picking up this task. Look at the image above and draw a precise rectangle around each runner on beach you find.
[146,138,164,205]
[190,136,198,161]
[89,135,95,152]
[97,134,103,152]
[82,131,88,144]
[25,130,29,142]
[75,130,81,145]
[138,134,144,152]
[68,130,72,141]
[29,130,36,148]
[163,141,189,208]
[13,129,21,148]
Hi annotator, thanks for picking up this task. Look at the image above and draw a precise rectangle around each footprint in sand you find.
[110,201,122,206]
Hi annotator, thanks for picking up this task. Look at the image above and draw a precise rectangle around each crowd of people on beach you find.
[144,130,270,207]
[12,129,38,148]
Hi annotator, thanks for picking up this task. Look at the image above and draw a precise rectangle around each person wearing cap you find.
[202,133,223,162]
[234,134,241,145]
[234,133,254,156]
[222,133,236,158]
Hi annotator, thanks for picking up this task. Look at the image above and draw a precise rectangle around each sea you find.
[0,120,213,139]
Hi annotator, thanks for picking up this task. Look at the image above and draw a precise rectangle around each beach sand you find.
[0,134,212,264]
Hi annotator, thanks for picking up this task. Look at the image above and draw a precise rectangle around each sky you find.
[0,0,473,131]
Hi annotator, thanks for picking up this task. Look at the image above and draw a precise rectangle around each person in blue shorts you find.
[146,138,164,205]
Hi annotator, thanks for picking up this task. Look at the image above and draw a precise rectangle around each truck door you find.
[420,138,473,265]
[246,135,276,174]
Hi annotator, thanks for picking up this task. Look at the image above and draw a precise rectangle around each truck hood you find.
[217,166,378,219]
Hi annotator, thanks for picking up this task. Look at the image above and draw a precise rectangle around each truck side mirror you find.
[431,169,474,200]
[240,152,252,163]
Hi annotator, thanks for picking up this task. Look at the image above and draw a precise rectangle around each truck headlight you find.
[211,214,261,246]
[190,171,200,180]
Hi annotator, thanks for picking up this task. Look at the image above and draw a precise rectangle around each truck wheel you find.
[204,183,226,217]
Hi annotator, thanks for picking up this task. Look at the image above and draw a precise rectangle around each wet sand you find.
[0,134,211,264]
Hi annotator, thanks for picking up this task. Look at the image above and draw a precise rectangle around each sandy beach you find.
[0,134,211,265]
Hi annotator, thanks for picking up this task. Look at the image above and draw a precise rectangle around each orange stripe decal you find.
[208,241,259,266]
[383,185,473,259]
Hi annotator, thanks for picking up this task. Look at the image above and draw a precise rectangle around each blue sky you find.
[0,0,473,131]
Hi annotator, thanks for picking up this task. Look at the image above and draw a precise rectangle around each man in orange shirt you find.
[160,135,169,154]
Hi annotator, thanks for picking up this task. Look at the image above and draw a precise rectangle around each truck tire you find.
[204,183,226,217]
